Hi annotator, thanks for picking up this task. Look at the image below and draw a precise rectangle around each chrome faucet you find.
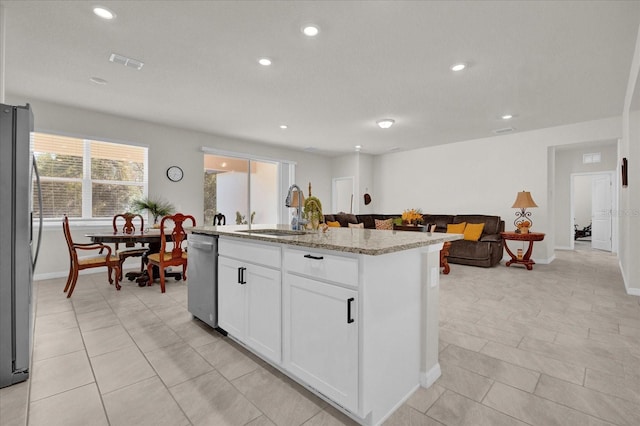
[285,184,307,230]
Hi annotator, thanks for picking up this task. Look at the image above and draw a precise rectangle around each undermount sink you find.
[237,229,308,237]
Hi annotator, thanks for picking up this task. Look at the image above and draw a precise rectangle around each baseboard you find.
[420,363,441,388]
[619,260,640,296]
[535,254,555,265]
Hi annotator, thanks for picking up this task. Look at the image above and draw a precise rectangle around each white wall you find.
[620,21,640,295]
[554,143,618,248]
[217,172,248,224]
[573,176,592,229]
[251,161,278,224]
[10,96,333,279]
[373,117,623,263]
[330,152,375,215]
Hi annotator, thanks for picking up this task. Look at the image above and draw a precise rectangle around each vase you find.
[310,217,320,231]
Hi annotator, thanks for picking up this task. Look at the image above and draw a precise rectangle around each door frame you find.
[569,170,617,252]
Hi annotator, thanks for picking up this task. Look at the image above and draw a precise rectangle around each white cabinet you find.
[283,247,359,412]
[218,238,281,364]
[284,273,358,411]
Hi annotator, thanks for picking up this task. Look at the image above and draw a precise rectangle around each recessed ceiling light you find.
[93,6,115,20]
[355,145,362,151]
[376,119,395,129]
[258,58,272,66]
[221,162,227,168]
[89,76,107,85]
[450,63,466,72]
[501,114,513,120]
[280,125,288,129]
[302,25,320,37]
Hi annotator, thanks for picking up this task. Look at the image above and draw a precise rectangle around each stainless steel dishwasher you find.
[187,233,218,328]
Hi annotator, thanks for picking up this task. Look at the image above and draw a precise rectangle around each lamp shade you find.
[511,191,538,209]
[289,190,305,208]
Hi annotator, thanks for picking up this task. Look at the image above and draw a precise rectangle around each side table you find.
[501,231,545,270]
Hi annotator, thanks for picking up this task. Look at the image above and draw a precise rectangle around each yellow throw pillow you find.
[447,222,466,234]
[326,221,341,227]
[348,222,364,229]
[463,222,485,241]
[374,218,393,230]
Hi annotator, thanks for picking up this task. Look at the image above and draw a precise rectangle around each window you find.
[583,152,601,164]
[32,132,148,220]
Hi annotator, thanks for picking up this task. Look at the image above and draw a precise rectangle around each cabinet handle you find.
[347,297,355,324]
[238,267,247,284]
[304,254,324,260]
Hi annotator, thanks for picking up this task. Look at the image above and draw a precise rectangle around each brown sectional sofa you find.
[323,213,504,268]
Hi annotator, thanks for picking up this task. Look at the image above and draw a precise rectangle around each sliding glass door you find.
[203,154,280,226]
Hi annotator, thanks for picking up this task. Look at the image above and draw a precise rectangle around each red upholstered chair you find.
[112,213,147,281]
[63,215,121,297]
[146,213,196,293]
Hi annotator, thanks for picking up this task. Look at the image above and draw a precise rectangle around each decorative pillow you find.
[374,218,393,230]
[447,222,466,234]
[348,222,364,229]
[326,221,341,227]
[463,223,485,241]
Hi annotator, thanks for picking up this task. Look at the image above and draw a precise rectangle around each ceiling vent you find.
[109,53,144,70]
[493,127,515,134]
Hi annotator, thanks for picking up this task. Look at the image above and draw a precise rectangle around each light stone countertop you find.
[190,224,462,256]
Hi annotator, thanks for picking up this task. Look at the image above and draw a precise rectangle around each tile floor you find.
[1,241,639,426]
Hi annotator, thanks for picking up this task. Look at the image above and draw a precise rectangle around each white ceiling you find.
[2,0,639,156]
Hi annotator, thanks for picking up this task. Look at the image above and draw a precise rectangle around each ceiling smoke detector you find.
[109,53,144,70]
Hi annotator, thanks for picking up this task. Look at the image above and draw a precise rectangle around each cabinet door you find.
[245,265,281,363]
[284,274,358,411]
[218,256,245,338]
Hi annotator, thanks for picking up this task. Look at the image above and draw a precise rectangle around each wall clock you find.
[166,166,184,182]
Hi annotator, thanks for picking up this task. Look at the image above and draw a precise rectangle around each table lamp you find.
[511,191,538,233]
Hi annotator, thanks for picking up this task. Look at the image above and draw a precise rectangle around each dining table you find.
[85,229,180,286]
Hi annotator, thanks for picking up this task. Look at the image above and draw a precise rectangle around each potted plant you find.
[303,196,323,230]
[131,196,175,226]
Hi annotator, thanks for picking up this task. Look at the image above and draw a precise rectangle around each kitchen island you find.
[189,225,461,426]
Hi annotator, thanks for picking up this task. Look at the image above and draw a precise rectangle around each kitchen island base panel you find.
[191,228,457,426]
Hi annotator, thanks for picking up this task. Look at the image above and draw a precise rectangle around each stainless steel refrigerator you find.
[0,103,42,388]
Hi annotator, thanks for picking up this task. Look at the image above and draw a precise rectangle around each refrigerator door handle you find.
[31,156,43,270]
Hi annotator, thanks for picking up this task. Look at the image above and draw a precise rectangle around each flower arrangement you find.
[402,208,424,225]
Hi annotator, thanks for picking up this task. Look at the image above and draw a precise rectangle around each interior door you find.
[591,174,612,251]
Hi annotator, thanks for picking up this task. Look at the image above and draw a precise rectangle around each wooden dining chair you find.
[146,213,196,293]
[63,215,121,298]
[213,213,226,225]
[112,212,147,281]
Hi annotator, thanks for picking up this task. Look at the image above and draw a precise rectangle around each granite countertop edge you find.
[190,225,462,256]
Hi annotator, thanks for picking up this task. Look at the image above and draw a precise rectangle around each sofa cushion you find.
[422,215,455,233]
[335,213,359,227]
[447,222,466,233]
[348,222,364,228]
[324,214,336,223]
[464,223,485,241]
[449,240,491,261]
[455,215,501,235]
